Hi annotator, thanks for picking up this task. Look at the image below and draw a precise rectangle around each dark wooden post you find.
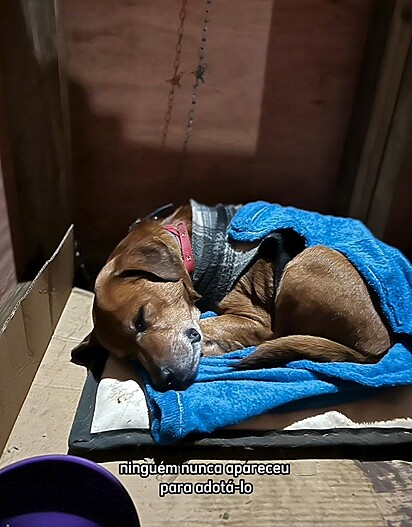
[0,0,72,279]
[336,0,412,238]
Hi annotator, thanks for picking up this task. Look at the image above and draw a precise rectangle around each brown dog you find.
[72,203,391,391]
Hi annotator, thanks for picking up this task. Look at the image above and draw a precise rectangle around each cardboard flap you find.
[0,226,74,453]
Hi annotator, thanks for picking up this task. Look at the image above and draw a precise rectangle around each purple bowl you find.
[0,455,140,527]
[0,512,101,527]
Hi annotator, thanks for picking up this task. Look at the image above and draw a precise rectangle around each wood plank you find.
[356,461,412,526]
[334,0,395,215]
[383,140,412,261]
[0,70,26,279]
[347,0,412,222]
[0,167,17,308]
[0,0,72,279]
[367,40,412,236]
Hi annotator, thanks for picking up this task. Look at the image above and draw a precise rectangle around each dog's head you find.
[72,220,202,391]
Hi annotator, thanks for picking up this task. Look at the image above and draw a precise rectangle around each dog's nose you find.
[186,328,201,344]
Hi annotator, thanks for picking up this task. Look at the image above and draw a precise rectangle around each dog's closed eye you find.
[116,269,176,283]
[116,269,143,279]
[133,307,147,334]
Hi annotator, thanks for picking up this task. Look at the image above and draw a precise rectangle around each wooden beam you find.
[334,0,395,216]
[354,0,412,222]
[0,71,25,279]
[335,0,412,226]
[0,0,72,279]
[367,39,412,236]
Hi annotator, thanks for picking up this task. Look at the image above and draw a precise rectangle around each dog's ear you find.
[117,238,186,282]
[71,330,107,368]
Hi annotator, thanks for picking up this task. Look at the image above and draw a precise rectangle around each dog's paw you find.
[201,340,230,357]
[201,339,244,357]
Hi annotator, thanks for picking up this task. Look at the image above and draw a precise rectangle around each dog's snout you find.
[157,366,195,392]
[159,367,174,388]
[186,328,201,344]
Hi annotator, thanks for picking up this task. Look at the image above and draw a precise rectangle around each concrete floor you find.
[1,288,411,526]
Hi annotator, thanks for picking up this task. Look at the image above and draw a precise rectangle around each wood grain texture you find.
[0,167,17,309]
[0,0,72,278]
[0,66,25,280]
[64,0,373,272]
[348,0,412,222]
[356,461,412,526]
[384,141,412,261]
[367,37,412,237]
[334,0,395,216]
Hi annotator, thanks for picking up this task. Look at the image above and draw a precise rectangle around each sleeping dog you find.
[72,200,391,391]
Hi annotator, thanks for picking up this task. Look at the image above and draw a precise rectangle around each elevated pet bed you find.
[69,201,412,454]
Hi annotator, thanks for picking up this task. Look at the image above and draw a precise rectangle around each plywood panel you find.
[0,0,72,278]
[0,167,17,309]
[64,0,373,272]
[384,141,412,261]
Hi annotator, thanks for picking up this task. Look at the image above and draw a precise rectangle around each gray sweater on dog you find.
[190,199,259,310]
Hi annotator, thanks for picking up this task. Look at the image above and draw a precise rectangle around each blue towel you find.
[142,202,412,445]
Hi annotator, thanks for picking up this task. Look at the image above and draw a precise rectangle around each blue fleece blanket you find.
[143,202,412,445]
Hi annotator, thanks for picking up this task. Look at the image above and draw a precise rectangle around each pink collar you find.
[162,222,195,275]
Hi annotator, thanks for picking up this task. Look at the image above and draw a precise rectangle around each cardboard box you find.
[0,226,73,453]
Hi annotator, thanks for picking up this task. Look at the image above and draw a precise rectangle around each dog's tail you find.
[235,335,379,369]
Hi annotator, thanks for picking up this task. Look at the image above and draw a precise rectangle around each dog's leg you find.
[236,246,391,369]
[200,258,276,356]
[236,335,373,368]
[200,314,272,356]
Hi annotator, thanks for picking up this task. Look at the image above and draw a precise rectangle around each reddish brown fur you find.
[72,205,391,390]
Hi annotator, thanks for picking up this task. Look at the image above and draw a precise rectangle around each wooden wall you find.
[0,0,72,279]
[0,166,17,308]
[385,141,412,259]
[64,0,375,272]
[0,0,409,292]
[0,70,19,305]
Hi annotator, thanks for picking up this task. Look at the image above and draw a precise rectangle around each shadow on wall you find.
[70,78,333,277]
[68,1,375,276]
